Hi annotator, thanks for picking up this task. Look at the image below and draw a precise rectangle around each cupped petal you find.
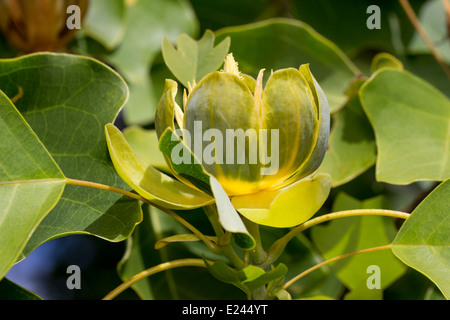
[269,65,330,191]
[184,71,263,195]
[231,173,332,228]
[259,68,319,189]
[105,124,214,210]
[295,65,330,177]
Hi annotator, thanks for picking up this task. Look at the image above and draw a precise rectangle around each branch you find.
[103,259,207,300]
[264,209,409,267]
[399,0,450,78]
[281,245,392,290]
[65,178,218,252]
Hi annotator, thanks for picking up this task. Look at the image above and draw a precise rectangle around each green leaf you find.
[83,0,126,50]
[209,176,255,250]
[215,18,359,113]
[105,124,213,209]
[360,69,450,184]
[0,53,142,259]
[0,278,42,300]
[319,85,376,187]
[123,126,170,174]
[0,90,66,280]
[106,0,198,125]
[311,193,406,291]
[162,30,231,87]
[392,179,450,299]
[232,173,332,228]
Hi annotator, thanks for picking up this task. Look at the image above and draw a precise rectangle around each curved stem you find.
[66,178,146,202]
[103,259,207,300]
[399,0,450,78]
[265,209,409,267]
[65,178,218,252]
[281,244,392,290]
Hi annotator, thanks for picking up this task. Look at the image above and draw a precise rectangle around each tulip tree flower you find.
[105,53,331,249]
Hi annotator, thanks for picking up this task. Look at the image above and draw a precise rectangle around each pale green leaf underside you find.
[360,69,450,184]
[392,179,450,299]
[0,90,65,280]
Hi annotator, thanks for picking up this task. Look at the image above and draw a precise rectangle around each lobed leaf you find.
[162,30,231,87]
[360,69,450,184]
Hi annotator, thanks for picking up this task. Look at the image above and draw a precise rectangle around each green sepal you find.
[158,128,212,195]
[105,123,213,210]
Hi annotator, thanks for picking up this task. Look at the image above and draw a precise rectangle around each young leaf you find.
[392,179,450,299]
[162,30,231,87]
[0,91,66,280]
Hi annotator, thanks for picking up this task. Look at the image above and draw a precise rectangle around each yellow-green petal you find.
[105,124,213,210]
[259,68,319,189]
[184,71,262,195]
[231,173,332,228]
